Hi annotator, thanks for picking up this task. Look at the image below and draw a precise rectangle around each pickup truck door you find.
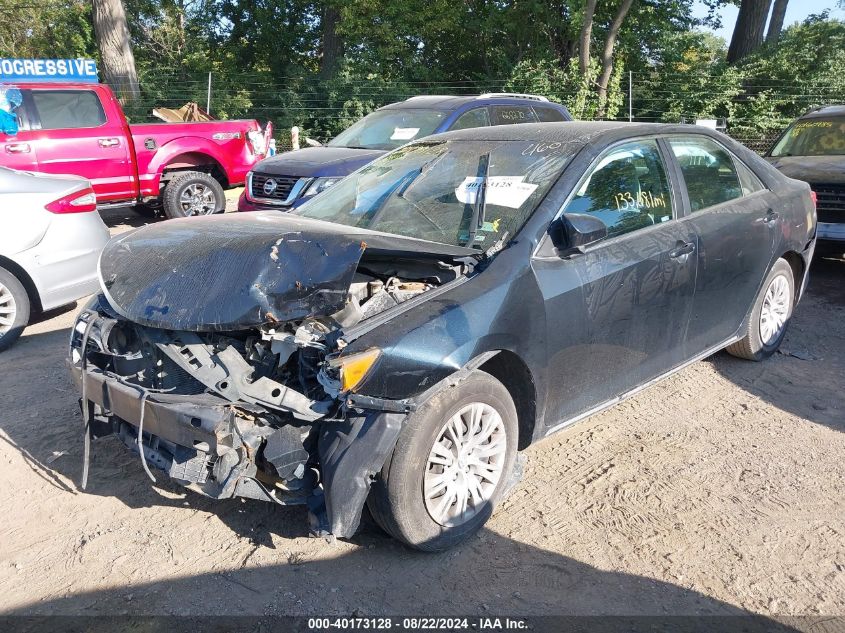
[0,95,38,171]
[25,88,137,203]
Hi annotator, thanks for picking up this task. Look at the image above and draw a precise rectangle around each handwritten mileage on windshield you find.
[614,191,667,211]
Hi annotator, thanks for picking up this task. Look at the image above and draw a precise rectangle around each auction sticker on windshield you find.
[455,176,538,208]
[390,127,420,141]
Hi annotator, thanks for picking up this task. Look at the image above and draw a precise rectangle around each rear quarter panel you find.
[732,140,816,256]
[0,192,51,255]
[131,121,263,196]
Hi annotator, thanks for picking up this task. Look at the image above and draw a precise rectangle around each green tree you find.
[0,0,95,59]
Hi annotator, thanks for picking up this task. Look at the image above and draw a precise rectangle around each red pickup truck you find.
[0,82,270,218]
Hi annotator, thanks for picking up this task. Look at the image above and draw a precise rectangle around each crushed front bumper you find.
[69,359,406,538]
[69,363,308,504]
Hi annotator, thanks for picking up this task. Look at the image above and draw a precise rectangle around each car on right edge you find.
[766,105,845,251]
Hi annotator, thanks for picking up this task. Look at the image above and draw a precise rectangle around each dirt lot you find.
[0,207,843,619]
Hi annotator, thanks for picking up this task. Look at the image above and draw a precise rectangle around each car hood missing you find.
[99,212,471,331]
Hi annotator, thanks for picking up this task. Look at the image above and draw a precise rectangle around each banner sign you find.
[0,58,99,84]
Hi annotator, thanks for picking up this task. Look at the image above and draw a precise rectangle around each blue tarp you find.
[0,86,22,135]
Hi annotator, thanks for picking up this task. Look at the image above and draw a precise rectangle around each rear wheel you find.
[367,370,518,551]
[727,258,794,361]
[0,267,30,352]
[161,171,225,219]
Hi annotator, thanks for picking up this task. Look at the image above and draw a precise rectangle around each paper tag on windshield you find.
[455,176,538,209]
[390,127,420,141]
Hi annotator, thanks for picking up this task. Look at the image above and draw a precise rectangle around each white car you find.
[0,167,110,351]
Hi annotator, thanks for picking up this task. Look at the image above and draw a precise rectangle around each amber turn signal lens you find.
[333,348,381,392]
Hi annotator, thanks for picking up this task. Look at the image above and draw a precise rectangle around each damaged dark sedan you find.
[69,122,816,551]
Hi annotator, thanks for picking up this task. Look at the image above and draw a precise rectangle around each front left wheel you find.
[0,267,30,352]
[367,370,518,551]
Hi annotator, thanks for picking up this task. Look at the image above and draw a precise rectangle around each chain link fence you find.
[109,72,801,156]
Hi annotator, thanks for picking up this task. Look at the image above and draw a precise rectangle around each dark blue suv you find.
[238,93,572,211]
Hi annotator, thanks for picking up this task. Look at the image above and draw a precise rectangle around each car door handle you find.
[5,143,30,154]
[98,138,120,148]
[763,209,780,224]
[670,240,696,259]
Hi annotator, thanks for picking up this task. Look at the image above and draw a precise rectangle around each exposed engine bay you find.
[69,238,468,537]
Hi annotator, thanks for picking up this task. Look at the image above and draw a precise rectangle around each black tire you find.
[161,171,225,219]
[0,267,31,352]
[367,370,518,552]
[727,257,795,361]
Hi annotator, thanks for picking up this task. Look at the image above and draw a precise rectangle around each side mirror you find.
[549,213,608,257]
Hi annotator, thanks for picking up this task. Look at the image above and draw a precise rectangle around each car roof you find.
[800,104,845,119]
[419,121,706,144]
[379,94,565,112]
[412,121,753,162]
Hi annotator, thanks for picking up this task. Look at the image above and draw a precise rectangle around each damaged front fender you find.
[316,411,405,538]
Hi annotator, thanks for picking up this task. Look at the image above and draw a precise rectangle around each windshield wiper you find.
[464,153,490,248]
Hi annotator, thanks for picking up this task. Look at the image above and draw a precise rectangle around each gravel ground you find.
[0,207,843,621]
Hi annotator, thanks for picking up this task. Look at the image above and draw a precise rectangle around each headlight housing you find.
[328,348,381,393]
[304,177,342,197]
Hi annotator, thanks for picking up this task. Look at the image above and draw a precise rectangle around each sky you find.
[693,0,845,42]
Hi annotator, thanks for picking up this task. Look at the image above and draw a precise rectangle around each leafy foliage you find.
[4,0,844,143]
[0,0,95,59]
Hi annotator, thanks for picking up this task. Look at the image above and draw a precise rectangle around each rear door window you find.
[489,105,538,126]
[533,106,566,122]
[31,90,107,130]
[734,159,765,195]
[449,108,490,131]
[668,137,744,211]
[563,139,675,239]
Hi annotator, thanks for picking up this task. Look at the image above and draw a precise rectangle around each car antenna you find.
[465,153,490,248]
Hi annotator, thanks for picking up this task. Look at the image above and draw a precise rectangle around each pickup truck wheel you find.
[367,370,518,551]
[162,171,225,219]
[727,258,794,361]
[0,267,30,352]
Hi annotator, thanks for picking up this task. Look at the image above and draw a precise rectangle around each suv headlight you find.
[304,177,342,197]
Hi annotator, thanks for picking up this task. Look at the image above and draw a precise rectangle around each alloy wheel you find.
[759,273,790,345]
[423,402,508,527]
[179,183,217,216]
[0,282,17,335]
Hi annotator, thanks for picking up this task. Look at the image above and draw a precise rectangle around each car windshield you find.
[770,117,845,157]
[295,140,572,249]
[328,109,447,151]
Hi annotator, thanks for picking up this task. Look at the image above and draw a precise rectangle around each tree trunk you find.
[578,0,598,78]
[596,0,634,118]
[91,0,139,101]
[549,32,577,68]
[319,3,343,79]
[766,0,789,44]
[727,0,773,64]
